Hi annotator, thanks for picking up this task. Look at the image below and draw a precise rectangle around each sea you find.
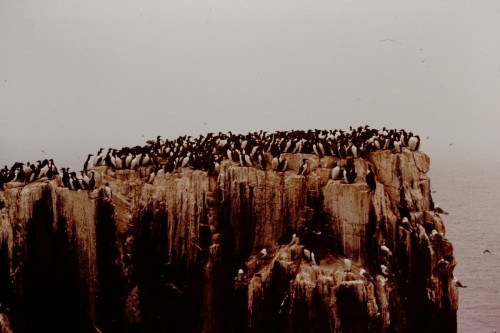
[429,153,500,333]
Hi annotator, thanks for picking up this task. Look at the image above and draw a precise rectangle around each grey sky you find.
[1,1,499,170]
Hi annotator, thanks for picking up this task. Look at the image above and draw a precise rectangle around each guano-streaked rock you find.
[0,149,457,332]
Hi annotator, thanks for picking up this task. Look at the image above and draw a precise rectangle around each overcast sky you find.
[1,1,499,170]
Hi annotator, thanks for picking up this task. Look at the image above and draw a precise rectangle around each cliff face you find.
[0,150,457,333]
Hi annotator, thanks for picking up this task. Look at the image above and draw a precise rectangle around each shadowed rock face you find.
[0,150,457,333]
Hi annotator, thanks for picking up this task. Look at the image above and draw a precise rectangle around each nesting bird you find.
[400,217,412,231]
[297,159,309,175]
[380,242,393,256]
[365,165,376,191]
[311,252,317,266]
[453,277,467,288]
[303,248,311,261]
[438,258,450,268]
[103,183,112,201]
[89,171,96,190]
[434,204,449,215]
[289,233,299,246]
[331,162,341,180]
[344,257,352,272]
[360,268,373,282]
[236,269,244,282]
[380,264,391,277]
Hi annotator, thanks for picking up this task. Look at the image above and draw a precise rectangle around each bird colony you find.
[0,126,421,192]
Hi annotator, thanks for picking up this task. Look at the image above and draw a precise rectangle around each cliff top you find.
[1,126,422,190]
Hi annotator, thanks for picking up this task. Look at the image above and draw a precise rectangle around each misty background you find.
[2,1,500,331]
[1,1,499,171]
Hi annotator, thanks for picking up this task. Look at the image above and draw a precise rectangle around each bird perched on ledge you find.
[434,204,449,215]
[297,159,309,175]
[4,127,430,191]
[365,165,376,191]
[289,233,299,246]
[331,162,341,180]
[89,171,96,190]
[236,269,244,282]
[380,264,392,277]
[344,257,352,272]
[380,241,392,256]
[103,183,112,201]
[453,277,467,288]
[360,268,374,282]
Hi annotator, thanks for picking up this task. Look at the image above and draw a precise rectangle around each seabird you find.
[344,161,357,184]
[89,171,96,190]
[350,143,358,158]
[243,152,253,167]
[434,205,449,215]
[277,155,288,172]
[408,135,420,151]
[331,162,341,180]
[130,154,140,169]
[29,163,39,182]
[311,252,317,266]
[380,242,392,256]
[360,268,374,282]
[289,233,299,246]
[180,153,191,168]
[259,248,267,259]
[14,165,25,182]
[365,165,376,191]
[114,151,123,169]
[271,155,279,171]
[23,163,32,181]
[344,257,352,272]
[94,148,105,166]
[60,168,68,187]
[147,168,158,184]
[207,157,220,176]
[483,249,491,254]
[393,140,402,153]
[430,229,445,241]
[401,217,412,231]
[453,277,467,288]
[80,171,90,189]
[109,151,117,168]
[380,264,391,277]
[103,182,112,201]
[125,153,133,168]
[38,161,49,179]
[71,172,82,190]
[236,269,244,282]
[256,152,267,170]
[83,154,93,174]
[438,258,449,268]
[303,248,311,261]
[297,159,309,175]
[49,159,59,178]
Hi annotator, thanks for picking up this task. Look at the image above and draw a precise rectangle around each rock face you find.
[0,150,458,333]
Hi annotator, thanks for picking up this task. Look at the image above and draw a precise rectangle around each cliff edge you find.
[0,149,457,333]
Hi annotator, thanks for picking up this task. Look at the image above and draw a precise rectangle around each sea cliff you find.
[0,149,457,333]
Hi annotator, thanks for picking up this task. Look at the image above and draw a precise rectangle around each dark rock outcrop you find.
[0,150,457,332]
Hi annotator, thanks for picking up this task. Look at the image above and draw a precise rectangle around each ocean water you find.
[430,156,500,333]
